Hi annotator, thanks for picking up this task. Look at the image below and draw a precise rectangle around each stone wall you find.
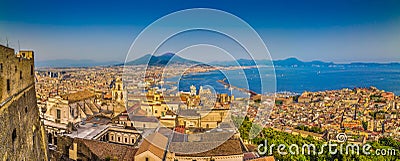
[0,45,47,160]
[0,45,34,102]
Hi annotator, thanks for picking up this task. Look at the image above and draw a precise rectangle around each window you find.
[48,133,52,144]
[25,106,28,113]
[111,135,114,141]
[118,137,120,142]
[6,79,10,92]
[155,110,158,114]
[125,138,127,143]
[30,65,33,76]
[12,129,17,142]
[0,63,2,72]
[145,158,149,161]
[20,71,22,79]
[54,137,57,145]
[14,66,17,72]
[132,139,135,143]
[56,109,61,119]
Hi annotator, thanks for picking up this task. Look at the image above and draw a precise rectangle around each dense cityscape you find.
[32,58,399,160]
[1,1,400,161]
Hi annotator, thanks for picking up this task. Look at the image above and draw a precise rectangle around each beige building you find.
[114,107,160,129]
[16,50,34,59]
[45,90,97,125]
[176,108,230,129]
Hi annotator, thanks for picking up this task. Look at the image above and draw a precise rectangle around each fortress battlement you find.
[0,44,47,161]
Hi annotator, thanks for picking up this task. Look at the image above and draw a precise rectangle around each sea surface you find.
[166,66,400,97]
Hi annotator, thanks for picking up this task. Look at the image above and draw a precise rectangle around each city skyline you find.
[0,0,399,63]
[0,1,399,160]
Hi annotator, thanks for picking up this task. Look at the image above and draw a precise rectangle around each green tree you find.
[362,121,368,131]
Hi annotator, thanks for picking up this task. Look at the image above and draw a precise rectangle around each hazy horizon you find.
[35,53,400,65]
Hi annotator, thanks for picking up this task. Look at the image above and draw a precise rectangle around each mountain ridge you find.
[123,53,199,66]
[211,57,400,67]
[37,55,400,67]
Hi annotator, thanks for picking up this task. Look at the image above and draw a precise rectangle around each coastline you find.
[170,65,400,96]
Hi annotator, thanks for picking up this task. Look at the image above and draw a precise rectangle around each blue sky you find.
[0,0,399,63]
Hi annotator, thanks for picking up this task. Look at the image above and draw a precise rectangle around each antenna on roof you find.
[18,40,20,52]
[6,36,9,47]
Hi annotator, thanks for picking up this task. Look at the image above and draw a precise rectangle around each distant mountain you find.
[212,57,400,67]
[36,59,121,67]
[38,56,400,68]
[124,53,199,66]
[346,62,400,67]
[210,59,273,66]
[273,58,334,67]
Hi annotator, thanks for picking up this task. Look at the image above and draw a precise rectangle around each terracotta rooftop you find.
[247,156,276,161]
[75,138,137,161]
[62,90,95,103]
[135,133,168,159]
[171,139,244,157]
[243,152,258,160]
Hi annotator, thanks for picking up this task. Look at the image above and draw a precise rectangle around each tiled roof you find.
[135,133,168,159]
[75,138,137,161]
[247,156,275,161]
[130,115,159,123]
[62,90,95,103]
[171,139,244,157]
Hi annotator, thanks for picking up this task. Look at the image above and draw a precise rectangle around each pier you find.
[217,78,259,97]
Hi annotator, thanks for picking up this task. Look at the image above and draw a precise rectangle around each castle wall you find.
[0,45,34,102]
[0,45,47,160]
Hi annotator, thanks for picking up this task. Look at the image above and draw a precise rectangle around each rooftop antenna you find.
[18,40,20,52]
[6,36,9,47]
